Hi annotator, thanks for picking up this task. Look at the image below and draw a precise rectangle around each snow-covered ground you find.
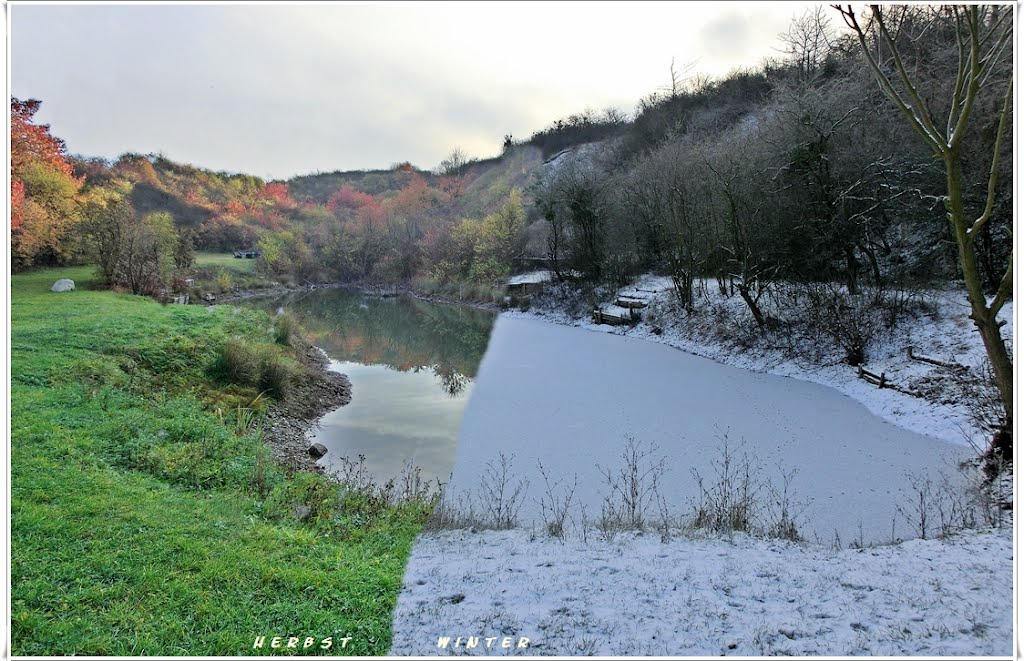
[506,271,552,286]
[391,527,1012,656]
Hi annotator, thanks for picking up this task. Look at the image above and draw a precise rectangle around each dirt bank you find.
[261,335,351,472]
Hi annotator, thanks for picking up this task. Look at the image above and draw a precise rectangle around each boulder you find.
[293,505,312,521]
[308,442,328,459]
[51,279,75,292]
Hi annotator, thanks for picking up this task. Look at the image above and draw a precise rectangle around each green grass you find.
[194,251,258,274]
[190,252,273,293]
[11,266,426,655]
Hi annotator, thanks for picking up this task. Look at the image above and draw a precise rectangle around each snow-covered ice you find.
[390,527,1012,656]
[443,315,973,544]
[506,277,1012,452]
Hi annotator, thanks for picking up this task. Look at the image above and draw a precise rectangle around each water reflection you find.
[249,288,494,397]
[242,288,496,483]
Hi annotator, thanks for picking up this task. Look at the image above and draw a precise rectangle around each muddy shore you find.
[261,335,351,473]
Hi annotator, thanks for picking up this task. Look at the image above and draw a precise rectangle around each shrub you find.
[215,269,233,294]
[258,357,294,399]
[800,283,881,366]
[477,453,529,529]
[596,437,666,532]
[273,312,298,345]
[690,435,760,534]
[214,339,295,399]
[215,339,260,386]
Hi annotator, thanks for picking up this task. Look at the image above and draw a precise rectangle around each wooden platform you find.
[592,308,640,326]
[615,295,648,309]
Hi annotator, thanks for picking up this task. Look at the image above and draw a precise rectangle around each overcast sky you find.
[11,2,834,180]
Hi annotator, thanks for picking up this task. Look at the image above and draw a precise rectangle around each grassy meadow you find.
[10,266,427,655]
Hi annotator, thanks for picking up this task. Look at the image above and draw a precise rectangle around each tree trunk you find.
[859,242,883,302]
[947,155,1013,439]
[737,281,766,330]
[845,246,859,295]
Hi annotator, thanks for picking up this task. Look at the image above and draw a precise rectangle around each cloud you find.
[11,2,825,179]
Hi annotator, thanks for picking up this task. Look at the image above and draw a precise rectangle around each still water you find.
[244,288,496,486]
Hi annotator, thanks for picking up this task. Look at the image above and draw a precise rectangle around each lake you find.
[241,291,974,544]
[242,288,496,487]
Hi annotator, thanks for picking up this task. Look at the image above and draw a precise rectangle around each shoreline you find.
[232,282,494,475]
[217,278,497,476]
[260,334,352,473]
[213,279,502,311]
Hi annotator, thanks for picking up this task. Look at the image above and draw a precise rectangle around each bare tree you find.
[661,57,697,98]
[624,141,705,310]
[777,6,837,80]
[437,147,469,198]
[541,162,610,282]
[703,145,777,331]
[835,4,1014,451]
[437,147,468,176]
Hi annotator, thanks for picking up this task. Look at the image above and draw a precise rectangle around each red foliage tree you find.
[223,199,247,216]
[11,98,78,180]
[327,185,376,214]
[261,182,292,205]
[390,174,436,213]
[10,98,83,262]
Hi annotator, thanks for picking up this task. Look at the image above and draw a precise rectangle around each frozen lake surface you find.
[447,316,973,544]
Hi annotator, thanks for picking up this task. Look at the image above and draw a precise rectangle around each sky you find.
[10,1,835,180]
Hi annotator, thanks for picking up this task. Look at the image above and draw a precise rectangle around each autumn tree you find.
[466,189,527,283]
[14,161,82,267]
[82,193,176,295]
[82,190,130,286]
[174,227,196,270]
[118,211,177,295]
[835,4,1014,451]
[11,98,83,268]
[11,98,77,179]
